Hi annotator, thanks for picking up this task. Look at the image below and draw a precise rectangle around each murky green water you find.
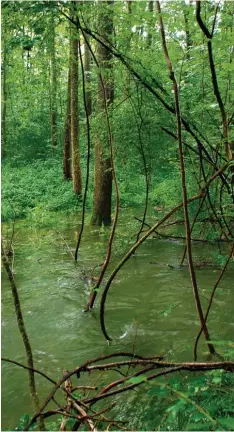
[1,210,234,430]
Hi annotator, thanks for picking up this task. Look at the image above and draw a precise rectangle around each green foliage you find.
[1,159,82,224]
[15,413,34,431]
[2,156,162,225]
[117,371,234,431]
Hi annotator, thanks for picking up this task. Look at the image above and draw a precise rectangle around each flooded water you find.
[1,210,234,430]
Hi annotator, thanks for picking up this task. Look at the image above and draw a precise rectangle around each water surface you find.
[2,210,234,430]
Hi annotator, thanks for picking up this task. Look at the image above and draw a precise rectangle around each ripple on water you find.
[1,218,234,430]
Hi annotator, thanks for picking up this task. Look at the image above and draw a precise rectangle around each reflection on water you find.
[1,210,234,430]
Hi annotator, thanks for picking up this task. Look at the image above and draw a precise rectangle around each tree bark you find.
[70,7,82,195]
[91,1,114,226]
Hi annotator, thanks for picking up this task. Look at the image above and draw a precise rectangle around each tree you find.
[147,1,154,48]
[70,4,82,195]
[63,68,72,180]
[49,13,58,150]
[84,33,92,117]
[1,15,8,158]
[91,1,114,226]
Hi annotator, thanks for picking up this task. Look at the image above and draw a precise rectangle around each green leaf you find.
[72,391,81,399]
[126,375,148,385]
[16,413,30,431]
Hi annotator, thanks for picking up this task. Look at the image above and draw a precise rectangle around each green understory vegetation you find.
[16,367,234,431]
[2,156,185,221]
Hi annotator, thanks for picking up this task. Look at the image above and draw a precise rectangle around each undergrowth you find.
[2,158,183,225]
[15,368,234,431]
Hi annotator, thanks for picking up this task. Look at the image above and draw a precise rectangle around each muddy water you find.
[1,210,234,430]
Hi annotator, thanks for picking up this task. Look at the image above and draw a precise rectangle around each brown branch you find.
[22,352,234,431]
[99,159,229,340]
[194,244,234,360]
[156,0,214,356]
[196,1,212,39]
[98,365,155,396]
[23,352,162,430]
[60,369,73,431]
[196,1,232,163]
[1,243,45,430]
[72,399,97,431]
[1,357,57,385]
[100,191,203,340]
[81,359,234,374]
[100,162,229,340]
[180,194,207,265]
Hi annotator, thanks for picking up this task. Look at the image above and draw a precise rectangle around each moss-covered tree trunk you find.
[50,14,58,149]
[91,1,114,226]
[70,11,82,195]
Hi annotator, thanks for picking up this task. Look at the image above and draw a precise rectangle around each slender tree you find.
[84,33,92,117]
[91,1,114,226]
[70,5,82,195]
[156,0,214,356]
[50,13,58,149]
[63,69,72,180]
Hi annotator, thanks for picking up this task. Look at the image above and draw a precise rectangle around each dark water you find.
[1,210,234,430]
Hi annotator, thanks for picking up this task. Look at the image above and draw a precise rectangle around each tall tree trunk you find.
[91,1,114,226]
[63,69,72,179]
[70,10,82,195]
[84,34,92,116]
[50,14,58,149]
[1,20,7,159]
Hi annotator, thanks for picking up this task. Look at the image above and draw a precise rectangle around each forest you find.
[1,0,234,431]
